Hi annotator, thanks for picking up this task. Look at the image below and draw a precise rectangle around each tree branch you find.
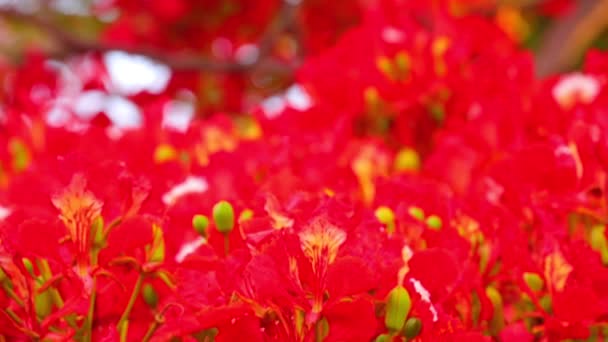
[0,1,302,74]
[535,0,608,76]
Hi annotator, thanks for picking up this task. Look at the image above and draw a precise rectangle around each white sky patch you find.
[552,73,600,110]
[261,83,313,119]
[162,176,209,206]
[52,0,90,15]
[285,84,312,111]
[104,95,142,128]
[410,278,438,322]
[46,106,72,127]
[261,96,286,119]
[163,99,195,132]
[104,51,171,95]
[74,90,107,118]
[0,0,39,13]
[175,237,207,263]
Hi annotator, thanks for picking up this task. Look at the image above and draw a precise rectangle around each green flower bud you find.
[385,285,412,332]
[425,215,442,230]
[141,283,158,309]
[192,214,209,238]
[394,148,420,172]
[408,206,425,221]
[375,334,391,342]
[213,201,235,234]
[376,206,395,223]
[375,206,396,234]
[402,317,422,339]
[523,272,544,292]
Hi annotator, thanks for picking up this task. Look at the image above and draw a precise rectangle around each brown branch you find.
[0,1,302,74]
[535,0,608,76]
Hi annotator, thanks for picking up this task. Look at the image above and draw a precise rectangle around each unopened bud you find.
[523,272,544,292]
[213,200,235,234]
[385,285,412,332]
[141,283,159,309]
[408,206,425,221]
[192,214,209,238]
[425,215,442,230]
[402,317,422,339]
[394,148,420,172]
[375,334,391,342]
[375,206,396,234]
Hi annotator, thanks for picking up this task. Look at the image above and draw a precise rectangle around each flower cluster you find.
[1,0,608,341]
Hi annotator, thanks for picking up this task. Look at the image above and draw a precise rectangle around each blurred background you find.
[0,0,605,127]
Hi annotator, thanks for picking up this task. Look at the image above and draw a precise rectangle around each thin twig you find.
[0,1,302,73]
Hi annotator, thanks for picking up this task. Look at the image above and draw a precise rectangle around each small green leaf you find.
[141,283,158,309]
[425,215,442,230]
[192,214,209,238]
[402,317,422,339]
